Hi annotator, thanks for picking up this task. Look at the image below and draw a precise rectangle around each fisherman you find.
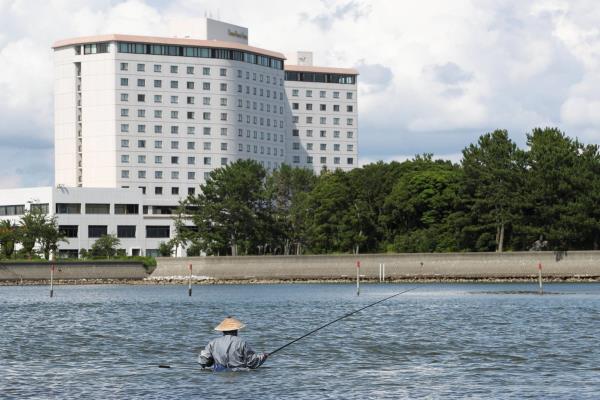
[198,316,268,371]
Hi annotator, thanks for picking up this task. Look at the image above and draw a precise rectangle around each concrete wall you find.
[152,251,600,280]
[0,261,150,281]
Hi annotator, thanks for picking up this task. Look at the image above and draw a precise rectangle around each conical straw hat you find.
[214,316,246,331]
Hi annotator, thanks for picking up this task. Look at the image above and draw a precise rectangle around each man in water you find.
[198,316,268,371]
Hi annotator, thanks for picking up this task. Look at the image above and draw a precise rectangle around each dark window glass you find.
[117,225,136,238]
[85,203,110,214]
[56,203,81,214]
[114,204,139,214]
[146,225,170,238]
[59,225,78,238]
[88,225,108,238]
[30,203,49,214]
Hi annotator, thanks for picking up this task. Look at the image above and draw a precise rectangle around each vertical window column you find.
[75,61,83,186]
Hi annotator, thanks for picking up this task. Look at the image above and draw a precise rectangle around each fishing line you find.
[269,286,420,356]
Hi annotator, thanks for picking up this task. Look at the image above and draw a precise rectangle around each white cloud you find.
[1,0,600,189]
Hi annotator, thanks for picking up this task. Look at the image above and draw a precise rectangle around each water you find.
[2,283,600,399]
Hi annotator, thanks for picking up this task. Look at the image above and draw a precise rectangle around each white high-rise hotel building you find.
[54,19,358,203]
[0,19,358,257]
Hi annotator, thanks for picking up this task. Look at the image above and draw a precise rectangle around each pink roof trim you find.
[285,64,359,75]
[52,34,286,59]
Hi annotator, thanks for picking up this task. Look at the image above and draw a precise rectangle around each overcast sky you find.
[0,0,599,188]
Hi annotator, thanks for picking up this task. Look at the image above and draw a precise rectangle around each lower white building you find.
[0,186,181,257]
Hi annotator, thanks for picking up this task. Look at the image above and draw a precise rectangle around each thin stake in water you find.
[538,262,543,295]
[356,260,360,296]
[50,264,54,298]
[188,263,192,297]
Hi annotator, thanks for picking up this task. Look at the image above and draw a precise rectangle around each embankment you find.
[0,261,151,282]
[150,251,600,282]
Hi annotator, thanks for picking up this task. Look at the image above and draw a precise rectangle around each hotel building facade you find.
[0,19,359,257]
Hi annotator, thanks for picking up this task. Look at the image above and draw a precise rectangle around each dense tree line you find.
[0,210,65,259]
[174,127,600,255]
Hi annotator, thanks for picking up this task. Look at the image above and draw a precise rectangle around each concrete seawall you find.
[151,251,600,281]
[0,261,150,281]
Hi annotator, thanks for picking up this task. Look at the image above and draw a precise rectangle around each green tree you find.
[267,164,316,255]
[90,234,121,258]
[158,241,173,257]
[18,210,47,258]
[0,220,18,258]
[381,156,462,252]
[523,127,600,250]
[461,130,526,251]
[39,215,67,260]
[181,159,271,255]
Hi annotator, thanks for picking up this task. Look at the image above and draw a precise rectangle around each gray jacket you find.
[198,335,267,369]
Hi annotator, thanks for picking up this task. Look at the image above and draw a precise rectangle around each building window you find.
[0,205,25,217]
[347,92,353,99]
[203,127,211,135]
[292,129,299,137]
[187,96,194,105]
[137,63,145,72]
[347,105,354,112]
[154,140,162,149]
[56,203,81,214]
[171,187,179,195]
[30,203,49,214]
[188,172,195,180]
[293,155,300,163]
[334,144,340,151]
[307,156,313,164]
[187,111,194,120]
[85,203,110,214]
[203,157,211,165]
[170,65,178,73]
[155,155,162,164]
[120,93,129,101]
[187,156,195,164]
[221,157,228,165]
[320,144,327,151]
[120,109,129,117]
[121,139,129,148]
[334,130,340,138]
[138,140,146,148]
[347,144,354,151]
[154,110,162,118]
[187,81,194,89]
[347,131,354,139]
[117,225,136,238]
[203,67,210,75]
[171,111,179,119]
[88,225,108,238]
[171,156,179,165]
[155,171,163,179]
[120,78,128,86]
[320,91,326,98]
[334,157,340,164]
[171,126,179,134]
[203,112,211,120]
[121,124,129,133]
[154,95,162,103]
[171,96,178,104]
[187,66,194,74]
[154,64,162,72]
[347,157,354,165]
[306,90,312,97]
[220,68,227,77]
[171,80,178,89]
[187,141,195,150]
[121,155,129,163]
[115,204,139,214]
[171,141,179,149]
[154,79,162,88]
[292,89,299,97]
[203,82,210,90]
[120,63,128,71]
[59,225,78,238]
[155,187,163,195]
[137,79,145,87]
[320,130,327,138]
[320,117,326,124]
[138,170,146,179]
[320,157,327,164]
[188,187,195,195]
[221,142,228,151]
[220,83,227,91]
[306,104,313,111]
[347,118,353,126]
[138,155,146,163]
[146,225,170,238]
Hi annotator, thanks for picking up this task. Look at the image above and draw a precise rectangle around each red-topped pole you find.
[538,262,543,295]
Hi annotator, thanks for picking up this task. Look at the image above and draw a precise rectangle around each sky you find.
[1,0,599,188]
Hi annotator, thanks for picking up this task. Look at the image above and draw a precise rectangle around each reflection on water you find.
[1,283,600,399]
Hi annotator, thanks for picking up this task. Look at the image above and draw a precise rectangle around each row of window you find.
[60,224,170,239]
[56,203,139,215]
[120,63,283,86]
[119,139,284,154]
[121,169,212,180]
[290,89,354,99]
[292,103,354,112]
[116,42,284,70]
[293,143,354,152]
[293,156,354,165]
[0,203,48,216]
[292,116,354,125]
[284,71,356,85]
[119,94,284,116]
[292,129,355,139]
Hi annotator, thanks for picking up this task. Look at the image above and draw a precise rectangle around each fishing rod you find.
[269,286,419,356]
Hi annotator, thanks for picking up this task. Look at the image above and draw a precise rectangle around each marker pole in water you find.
[188,263,192,297]
[382,263,386,282]
[356,260,360,296]
[378,263,382,282]
[538,262,543,295]
[50,264,54,298]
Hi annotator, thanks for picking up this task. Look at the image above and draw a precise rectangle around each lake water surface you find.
[2,283,600,399]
